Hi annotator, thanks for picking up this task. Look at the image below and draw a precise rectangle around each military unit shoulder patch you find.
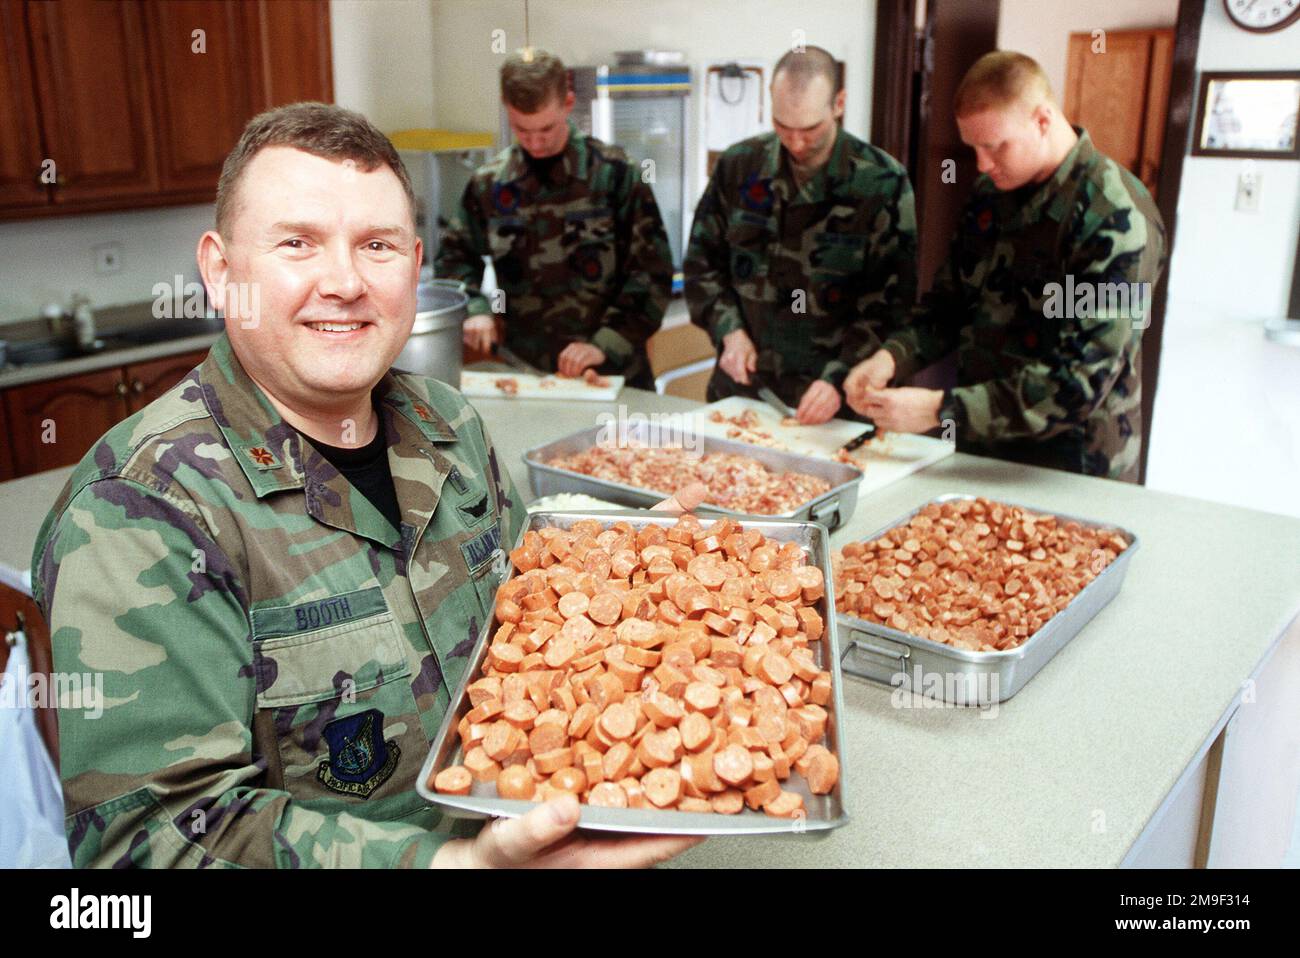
[317,709,400,799]
[740,173,775,213]
[493,181,521,213]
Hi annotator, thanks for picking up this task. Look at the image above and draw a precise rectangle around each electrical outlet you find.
[94,242,123,275]
[1235,169,1260,213]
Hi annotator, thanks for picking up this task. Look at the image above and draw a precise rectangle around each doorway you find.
[871,0,1206,483]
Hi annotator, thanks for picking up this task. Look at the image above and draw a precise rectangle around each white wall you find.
[1144,3,1300,517]
[0,206,216,328]
[0,0,879,326]
[1163,4,1300,321]
[330,0,438,132]
[0,0,439,328]
[429,0,877,201]
[997,0,1179,106]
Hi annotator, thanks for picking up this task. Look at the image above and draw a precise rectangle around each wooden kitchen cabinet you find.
[25,0,162,206]
[1,347,208,478]
[1064,29,1174,198]
[3,367,131,476]
[248,0,334,108]
[143,0,257,195]
[144,0,334,195]
[0,0,332,219]
[124,348,208,410]
[0,390,14,480]
[0,1,47,209]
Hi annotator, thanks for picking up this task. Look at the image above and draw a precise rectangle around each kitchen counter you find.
[473,390,1300,868]
[2,386,1297,867]
[0,332,221,389]
[0,300,222,388]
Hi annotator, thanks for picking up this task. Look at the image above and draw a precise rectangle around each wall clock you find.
[1223,0,1300,32]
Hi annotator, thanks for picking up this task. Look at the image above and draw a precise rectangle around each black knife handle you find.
[841,421,878,451]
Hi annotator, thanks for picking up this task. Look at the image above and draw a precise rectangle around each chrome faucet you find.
[43,294,99,351]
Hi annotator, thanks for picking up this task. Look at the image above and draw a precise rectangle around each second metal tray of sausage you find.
[417,510,850,836]
[523,423,863,532]
[837,494,1139,703]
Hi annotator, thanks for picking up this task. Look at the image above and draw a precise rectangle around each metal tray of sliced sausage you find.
[417,510,849,835]
[835,494,1138,704]
[523,423,863,531]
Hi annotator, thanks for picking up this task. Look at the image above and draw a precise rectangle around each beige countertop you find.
[0,332,221,389]
[473,389,1300,867]
[0,465,73,594]
[3,385,1298,867]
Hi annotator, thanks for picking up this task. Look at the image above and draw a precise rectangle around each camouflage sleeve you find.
[590,174,673,370]
[433,181,493,317]
[880,220,969,383]
[946,200,1162,443]
[831,167,918,385]
[683,161,746,347]
[35,479,454,869]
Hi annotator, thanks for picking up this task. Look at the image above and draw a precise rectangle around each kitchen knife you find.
[752,374,796,419]
[756,386,796,419]
[494,343,547,377]
[839,421,878,452]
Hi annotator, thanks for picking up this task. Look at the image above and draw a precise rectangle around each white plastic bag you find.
[0,637,71,868]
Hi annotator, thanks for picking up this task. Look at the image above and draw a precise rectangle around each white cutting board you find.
[691,397,955,498]
[460,370,624,402]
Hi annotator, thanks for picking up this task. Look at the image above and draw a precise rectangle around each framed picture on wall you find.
[1192,71,1300,159]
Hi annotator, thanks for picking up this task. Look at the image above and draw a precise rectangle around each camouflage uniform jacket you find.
[30,333,526,867]
[684,127,917,408]
[435,121,673,389]
[882,129,1166,481]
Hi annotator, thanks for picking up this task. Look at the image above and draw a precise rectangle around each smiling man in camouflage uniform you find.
[31,103,698,869]
[684,45,916,424]
[436,50,673,389]
[846,53,1166,481]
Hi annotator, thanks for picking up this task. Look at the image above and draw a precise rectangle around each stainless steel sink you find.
[101,317,225,346]
[7,339,86,366]
[4,318,224,367]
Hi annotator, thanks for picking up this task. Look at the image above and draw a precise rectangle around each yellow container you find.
[387,129,495,152]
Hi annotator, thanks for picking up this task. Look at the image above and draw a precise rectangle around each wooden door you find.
[3,368,130,476]
[1140,31,1175,197]
[141,0,255,195]
[912,0,1001,295]
[877,0,998,398]
[25,0,160,205]
[1065,29,1175,197]
[1065,32,1151,172]
[124,348,209,411]
[0,0,49,209]
[249,0,334,109]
